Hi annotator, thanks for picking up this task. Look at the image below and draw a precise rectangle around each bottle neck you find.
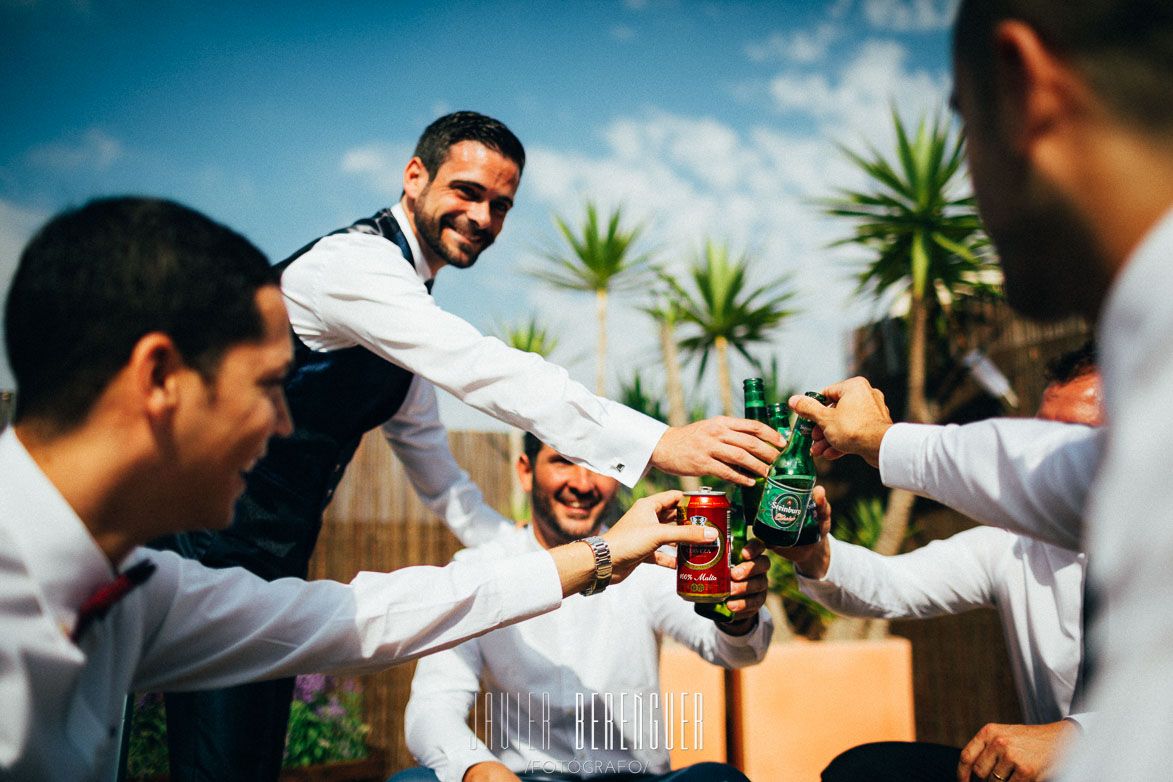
[784,420,813,455]
[745,403,768,424]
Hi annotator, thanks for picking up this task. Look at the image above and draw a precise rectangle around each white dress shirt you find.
[281,203,667,492]
[878,419,1103,552]
[798,529,1089,728]
[0,430,563,781]
[404,525,773,782]
[1056,207,1173,780]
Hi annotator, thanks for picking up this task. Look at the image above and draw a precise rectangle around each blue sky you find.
[0,0,961,430]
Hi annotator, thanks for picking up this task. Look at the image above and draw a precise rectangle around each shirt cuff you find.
[878,422,935,493]
[593,404,668,488]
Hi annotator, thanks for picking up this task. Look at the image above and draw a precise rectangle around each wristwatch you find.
[579,535,612,596]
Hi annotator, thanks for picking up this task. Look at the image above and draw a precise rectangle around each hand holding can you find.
[676,487,732,603]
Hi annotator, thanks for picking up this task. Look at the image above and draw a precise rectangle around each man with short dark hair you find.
[788,1,1173,778]
[157,110,782,781]
[400,433,773,782]
[0,197,717,781]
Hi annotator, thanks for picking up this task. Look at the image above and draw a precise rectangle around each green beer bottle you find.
[767,401,790,444]
[753,391,826,547]
[695,377,766,623]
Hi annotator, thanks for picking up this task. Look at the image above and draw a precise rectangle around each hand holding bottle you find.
[788,377,894,468]
[769,484,833,579]
[753,392,826,547]
[650,416,782,487]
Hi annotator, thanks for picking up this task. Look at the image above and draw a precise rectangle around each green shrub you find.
[126,675,370,776]
[283,674,371,767]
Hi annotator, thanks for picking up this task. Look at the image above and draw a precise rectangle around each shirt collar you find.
[0,429,117,635]
[391,202,435,286]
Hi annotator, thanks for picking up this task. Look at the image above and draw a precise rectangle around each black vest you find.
[189,209,427,579]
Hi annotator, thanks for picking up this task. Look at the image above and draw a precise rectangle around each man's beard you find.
[993,186,1105,324]
[531,486,607,546]
[414,191,493,269]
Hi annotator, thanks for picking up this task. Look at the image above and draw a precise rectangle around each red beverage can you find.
[676,487,731,603]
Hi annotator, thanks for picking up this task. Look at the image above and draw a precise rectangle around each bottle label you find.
[756,476,814,544]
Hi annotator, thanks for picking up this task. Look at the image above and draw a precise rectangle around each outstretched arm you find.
[773,487,1005,619]
[789,376,1100,550]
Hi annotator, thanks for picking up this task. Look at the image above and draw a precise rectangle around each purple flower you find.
[315,697,347,719]
[293,673,330,703]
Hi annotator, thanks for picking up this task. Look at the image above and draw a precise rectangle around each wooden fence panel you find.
[307,429,513,778]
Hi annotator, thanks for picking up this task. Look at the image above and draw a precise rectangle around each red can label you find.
[676,488,731,603]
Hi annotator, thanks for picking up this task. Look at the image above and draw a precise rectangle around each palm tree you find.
[824,108,994,424]
[496,316,559,359]
[632,282,707,493]
[496,317,559,518]
[822,107,994,556]
[530,203,653,396]
[670,241,797,416]
[640,275,690,430]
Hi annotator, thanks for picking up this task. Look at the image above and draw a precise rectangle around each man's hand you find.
[463,761,522,782]
[718,538,772,634]
[957,720,1079,782]
[768,484,833,579]
[651,417,782,487]
[550,490,716,597]
[788,377,893,468]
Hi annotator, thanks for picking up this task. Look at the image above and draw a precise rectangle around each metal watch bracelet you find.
[579,535,612,596]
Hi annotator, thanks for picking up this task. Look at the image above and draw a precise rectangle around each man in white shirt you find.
[399,433,774,782]
[788,2,1173,777]
[782,344,1098,782]
[156,110,783,782]
[0,197,718,781]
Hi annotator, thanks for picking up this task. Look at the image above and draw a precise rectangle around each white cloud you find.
[862,0,959,32]
[26,128,123,172]
[512,108,867,411]
[768,38,952,148]
[745,23,842,64]
[340,142,413,196]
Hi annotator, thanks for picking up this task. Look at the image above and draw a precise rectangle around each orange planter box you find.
[660,637,915,782]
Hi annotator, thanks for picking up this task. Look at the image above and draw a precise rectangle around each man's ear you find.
[402,157,430,203]
[992,20,1087,155]
[129,333,187,422]
[516,453,534,494]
